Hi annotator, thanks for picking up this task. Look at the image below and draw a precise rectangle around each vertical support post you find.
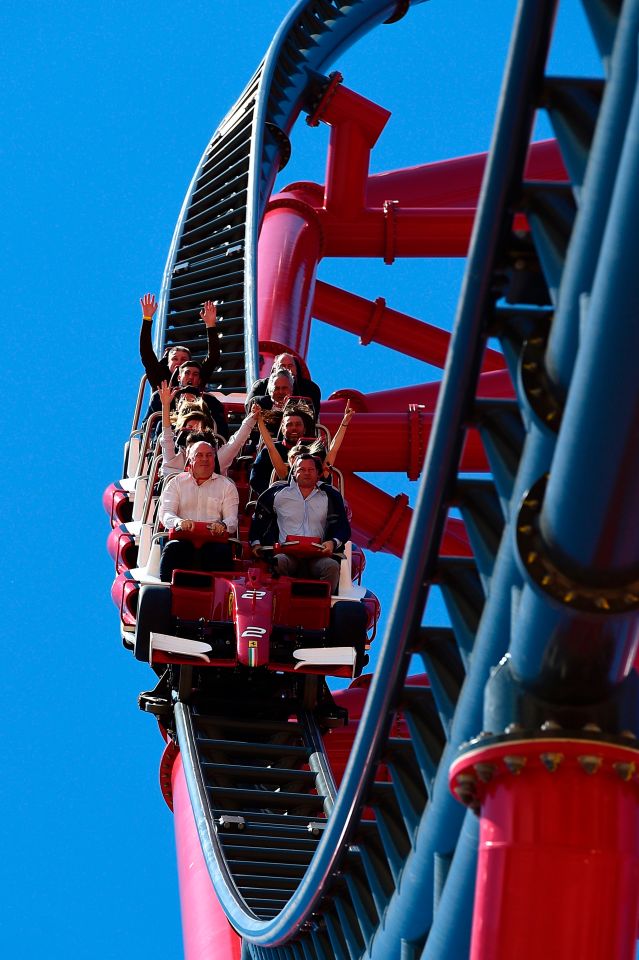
[172,755,243,960]
[450,739,639,960]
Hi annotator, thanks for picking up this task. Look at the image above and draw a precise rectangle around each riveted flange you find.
[450,735,639,814]
[520,324,563,432]
[516,474,639,613]
[306,71,343,127]
[265,122,292,170]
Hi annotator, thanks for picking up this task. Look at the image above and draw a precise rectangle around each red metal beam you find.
[312,279,506,370]
[321,411,489,476]
[343,472,471,557]
[321,369,515,414]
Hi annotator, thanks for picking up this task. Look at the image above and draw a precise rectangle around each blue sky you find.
[1,2,600,957]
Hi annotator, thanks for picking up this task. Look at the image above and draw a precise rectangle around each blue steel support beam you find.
[509,62,639,697]
[545,0,639,397]
[363,1,563,956]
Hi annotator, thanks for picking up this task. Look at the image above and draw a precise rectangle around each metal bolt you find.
[613,762,635,782]
[474,762,496,783]
[540,752,564,772]
[540,720,561,732]
[578,755,602,775]
[454,773,478,805]
[503,755,527,775]
[582,723,602,733]
[505,723,525,735]
[621,730,637,741]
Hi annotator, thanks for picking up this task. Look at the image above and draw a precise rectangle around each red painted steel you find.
[363,139,566,207]
[321,84,391,217]
[172,754,243,960]
[343,472,471,557]
[322,368,515,414]
[312,280,506,370]
[320,411,489,474]
[257,197,323,361]
[450,739,639,960]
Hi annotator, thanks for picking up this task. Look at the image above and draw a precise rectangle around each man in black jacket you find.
[139,293,221,389]
[249,455,350,594]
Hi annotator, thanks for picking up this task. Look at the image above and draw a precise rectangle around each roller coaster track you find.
[141,0,639,957]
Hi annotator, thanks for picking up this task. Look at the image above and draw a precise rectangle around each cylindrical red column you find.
[172,753,242,960]
[257,197,323,361]
[343,471,471,557]
[320,411,489,474]
[450,738,639,960]
[313,280,505,370]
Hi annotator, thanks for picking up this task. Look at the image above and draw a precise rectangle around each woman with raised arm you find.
[159,381,260,478]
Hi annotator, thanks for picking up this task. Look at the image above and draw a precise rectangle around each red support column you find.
[343,471,471,557]
[450,738,639,960]
[257,196,323,364]
[171,753,242,960]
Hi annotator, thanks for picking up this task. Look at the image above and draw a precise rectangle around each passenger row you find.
[117,294,358,599]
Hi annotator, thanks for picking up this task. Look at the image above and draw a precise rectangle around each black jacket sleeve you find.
[322,484,351,547]
[200,327,222,385]
[139,320,168,390]
[249,484,285,546]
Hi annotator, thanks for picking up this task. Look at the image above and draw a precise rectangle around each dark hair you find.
[282,401,316,434]
[273,352,304,382]
[179,360,202,372]
[165,344,192,358]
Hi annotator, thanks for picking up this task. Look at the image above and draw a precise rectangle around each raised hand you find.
[158,380,172,408]
[200,301,217,328]
[342,400,354,424]
[140,293,158,320]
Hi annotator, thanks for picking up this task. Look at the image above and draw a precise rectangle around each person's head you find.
[281,413,305,445]
[281,399,316,435]
[178,361,203,388]
[166,345,192,372]
[186,440,216,482]
[287,442,311,468]
[175,408,213,435]
[273,353,299,380]
[267,368,294,407]
[293,453,322,490]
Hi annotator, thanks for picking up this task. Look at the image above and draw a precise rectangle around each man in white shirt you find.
[159,440,239,583]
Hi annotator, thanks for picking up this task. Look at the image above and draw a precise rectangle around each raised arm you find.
[139,293,165,389]
[325,401,354,469]
[199,300,222,383]
[217,403,260,473]
[255,407,288,479]
[158,381,173,431]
